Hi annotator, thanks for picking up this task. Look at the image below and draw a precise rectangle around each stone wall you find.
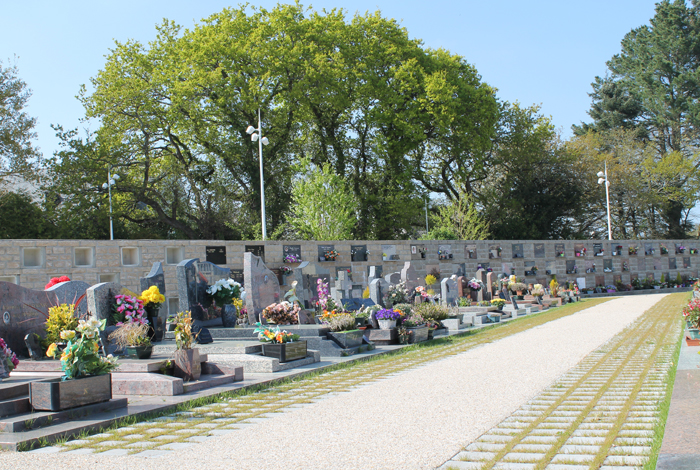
[0,239,696,311]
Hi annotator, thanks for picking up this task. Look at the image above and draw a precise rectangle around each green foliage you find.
[414,303,449,322]
[59,319,118,379]
[288,159,358,240]
[425,191,490,240]
[44,303,78,347]
[0,191,55,238]
[0,59,40,181]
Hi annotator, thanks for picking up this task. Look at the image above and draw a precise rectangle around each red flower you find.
[45,276,71,290]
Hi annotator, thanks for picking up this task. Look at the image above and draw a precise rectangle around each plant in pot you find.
[139,285,166,341]
[508,281,527,298]
[375,308,401,330]
[682,298,700,336]
[206,278,243,327]
[42,302,80,353]
[39,319,118,411]
[490,298,506,310]
[324,312,363,349]
[173,311,201,382]
[108,322,153,359]
[262,301,301,325]
[254,323,306,362]
[0,337,19,380]
[402,313,428,343]
[414,303,449,329]
[386,281,409,307]
[531,284,545,298]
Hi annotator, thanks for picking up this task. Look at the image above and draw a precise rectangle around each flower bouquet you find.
[284,253,301,263]
[49,318,118,380]
[262,301,300,324]
[139,285,166,340]
[280,265,293,276]
[387,280,409,306]
[491,298,506,309]
[531,284,545,297]
[683,298,700,328]
[45,275,70,290]
[467,278,483,291]
[324,250,339,261]
[0,337,18,379]
[112,294,148,325]
[254,323,301,343]
[206,278,242,306]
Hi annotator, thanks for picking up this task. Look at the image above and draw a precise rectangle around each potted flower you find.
[283,253,301,264]
[280,265,293,276]
[629,246,638,255]
[206,278,243,328]
[491,298,506,310]
[386,281,409,306]
[682,298,700,331]
[0,337,19,380]
[108,322,153,359]
[324,250,339,261]
[375,308,401,329]
[324,312,363,349]
[402,313,428,343]
[508,282,527,297]
[254,323,306,362]
[37,319,118,411]
[172,311,201,382]
[262,301,300,325]
[531,284,545,298]
[139,286,166,342]
[111,294,146,326]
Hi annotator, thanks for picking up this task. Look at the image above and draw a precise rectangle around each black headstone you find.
[206,246,227,265]
[193,321,213,344]
[510,297,519,309]
[501,287,511,301]
[341,299,363,311]
[222,305,238,328]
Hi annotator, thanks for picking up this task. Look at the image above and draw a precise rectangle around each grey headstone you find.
[369,278,387,307]
[511,297,519,309]
[177,259,230,321]
[336,271,353,298]
[401,262,422,295]
[486,272,495,298]
[441,277,458,306]
[367,266,382,286]
[341,299,363,311]
[384,272,401,285]
[501,287,511,302]
[244,252,281,324]
[24,333,43,361]
[86,282,124,323]
[140,261,166,294]
[288,261,309,308]
[299,262,331,309]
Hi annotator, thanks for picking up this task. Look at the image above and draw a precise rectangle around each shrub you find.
[44,303,78,347]
[414,303,449,322]
[393,303,413,316]
[326,313,357,332]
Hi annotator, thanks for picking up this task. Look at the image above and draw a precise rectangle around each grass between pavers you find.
[451,291,688,470]
[23,298,611,454]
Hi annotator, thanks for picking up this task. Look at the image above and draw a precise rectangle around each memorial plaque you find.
[566,260,577,274]
[534,243,545,258]
[593,243,604,256]
[574,243,586,257]
[669,258,677,270]
[654,259,662,270]
[382,245,398,261]
[488,245,502,259]
[644,243,655,256]
[282,245,302,263]
[554,243,566,258]
[465,244,477,259]
[676,243,686,255]
[245,245,265,261]
[638,258,645,271]
[230,269,244,284]
[628,244,639,255]
[545,260,557,275]
[318,244,336,262]
[613,274,622,284]
[684,257,691,269]
[512,244,524,259]
[411,244,426,260]
[351,245,368,262]
[603,259,613,273]
[585,260,596,273]
[438,244,452,260]
[205,246,227,265]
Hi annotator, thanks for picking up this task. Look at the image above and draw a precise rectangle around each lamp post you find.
[597,162,612,240]
[246,109,270,240]
[102,168,120,240]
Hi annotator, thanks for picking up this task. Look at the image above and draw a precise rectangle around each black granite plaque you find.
[351,245,368,262]
[555,243,566,257]
[534,243,545,258]
[245,245,265,261]
[669,257,677,270]
[593,243,603,256]
[318,245,336,262]
[512,244,524,259]
[282,245,302,263]
[684,257,691,268]
[566,260,577,274]
[230,269,244,284]
[206,246,226,265]
[603,259,613,272]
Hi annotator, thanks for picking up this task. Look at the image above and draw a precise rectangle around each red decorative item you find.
[45,276,71,290]
[685,336,700,347]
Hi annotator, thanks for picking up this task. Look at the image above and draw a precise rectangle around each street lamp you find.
[246,109,270,240]
[597,162,612,240]
[102,168,120,240]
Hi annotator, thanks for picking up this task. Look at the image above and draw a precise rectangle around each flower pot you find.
[125,344,153,359]
[689,328,700,340]
[261,341,307,362]
[687,320,694,329]
[377,319,396,330]
[407,325,429,343]
[173,348,201,382]
[427,328,436,340]
[145,304,164,342]
[29,373,112,411]
[222,304,238,328]
[328,330,364,349]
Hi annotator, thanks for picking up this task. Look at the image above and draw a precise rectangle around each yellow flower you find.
[46,343,57,358]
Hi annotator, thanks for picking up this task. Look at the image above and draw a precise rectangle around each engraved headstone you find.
[486,272,495,299]
[139,261,166,295]
[87,282,124,323]
[456,276,467,298]
[300,262,331,309]
[441,277,458,306]
[245,245,265,261]
[351,245,368,262]
[400,262,422,295]
[369,278,387,307]
[177,259,231,322]
[244,252,281,324]
[534,243,545,258]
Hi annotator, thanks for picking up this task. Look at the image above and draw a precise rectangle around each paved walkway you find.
[5,294,682,470]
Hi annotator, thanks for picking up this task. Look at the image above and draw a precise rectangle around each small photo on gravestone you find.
[411,245,426,260]
[205,246,226,265]
[245,245,265,261]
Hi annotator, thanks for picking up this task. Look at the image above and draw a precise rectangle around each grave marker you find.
[177,259,231,322]
[369,278,387,307]
[243,252,281,324]
[139,262,166,295]
[441,277,457,306]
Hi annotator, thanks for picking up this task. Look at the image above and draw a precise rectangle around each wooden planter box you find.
[327,330,363,349]
[29,373,112,411]
[262,341,307,362]
[407,325,429,344]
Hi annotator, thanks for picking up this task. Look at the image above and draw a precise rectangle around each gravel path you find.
[6,294,664,470]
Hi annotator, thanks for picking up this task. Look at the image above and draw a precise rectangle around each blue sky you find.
[1,1,660,159]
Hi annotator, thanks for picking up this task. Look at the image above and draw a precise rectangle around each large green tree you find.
[575,0,700,237]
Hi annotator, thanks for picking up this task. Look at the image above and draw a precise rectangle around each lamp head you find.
[251,133,259,142]
[113,174,120,181]
[261,137,269,146]
[596,171,605,178]
[102,183,108,189]
[246,126,256,135]
[597,178,605,185]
